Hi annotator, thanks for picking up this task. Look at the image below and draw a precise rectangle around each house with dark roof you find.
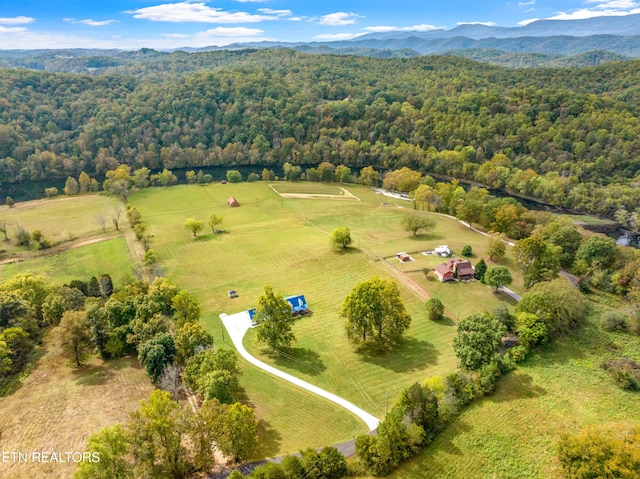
[434,258,475,282]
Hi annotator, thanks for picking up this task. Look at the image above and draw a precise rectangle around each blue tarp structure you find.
[247,294,308,320]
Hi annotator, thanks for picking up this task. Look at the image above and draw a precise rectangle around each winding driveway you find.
[220,311,381,432]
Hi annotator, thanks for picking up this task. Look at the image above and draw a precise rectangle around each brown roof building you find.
[228,196,240,207]
[435,258,475,282]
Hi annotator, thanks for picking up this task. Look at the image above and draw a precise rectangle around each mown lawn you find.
[129,183,516,452]
[0,237,134,287]
[383,314,640,479]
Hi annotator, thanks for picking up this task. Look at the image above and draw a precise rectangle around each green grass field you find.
[0,195,122,256]
[385,313,640,479]
[129,183,524,453]
[0,237,134,286]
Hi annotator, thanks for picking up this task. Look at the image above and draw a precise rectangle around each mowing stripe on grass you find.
[222,311,381,431]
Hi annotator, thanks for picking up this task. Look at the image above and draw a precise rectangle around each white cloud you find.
[64,18,119,26]
[0,16,34,25]
[0,25,273,50]
[194,26,263,37]
[125,2,279,23]
[549,0,640,20]
[318,12,361,26]
[257,8,292,16]
[235,0,270,2]
[518,1,536,5]
[456,21,497,26]
[0,26,27,33]
[313,32,366,40]
[518,17,539,25]
[364,24,445,32]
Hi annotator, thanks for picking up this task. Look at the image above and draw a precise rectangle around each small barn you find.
[228,196,240,207]
[397,252,411,262]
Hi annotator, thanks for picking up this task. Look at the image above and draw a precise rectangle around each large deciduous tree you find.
[184,217,204,238]
[575,235,617,269]
[401,212,436,236]
[208,214,223,234]
[331,226,352,249]
[513,236,560,288]
[255,286,295,350]
[484,265,513,292]
[341,277,411,352]
[126,390,192,479]
[138,333,176,383]
[452,313,506,370]
[487,234,507,262]
[425,297,445,321]
[515,278,586,336]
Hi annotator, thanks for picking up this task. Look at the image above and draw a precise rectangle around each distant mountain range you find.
[356,13,640,40]
[180,13,640,61]
[2,14,640,70]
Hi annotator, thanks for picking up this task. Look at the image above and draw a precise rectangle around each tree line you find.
[1,50,640,217]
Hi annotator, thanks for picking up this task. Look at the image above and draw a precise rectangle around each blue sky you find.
[0,0,639,50]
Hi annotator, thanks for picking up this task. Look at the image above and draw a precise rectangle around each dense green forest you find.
[1,49,640,216]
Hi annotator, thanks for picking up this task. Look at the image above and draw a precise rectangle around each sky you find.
[0,0,640,50]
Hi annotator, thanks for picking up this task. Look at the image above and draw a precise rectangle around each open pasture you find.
[0,195,122,256]
[129,182,519,448]
[0,237,133,286]
[386,317,640,479]
[0,333,154,479]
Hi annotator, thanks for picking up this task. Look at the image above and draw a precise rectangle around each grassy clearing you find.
[383,314,640,479]
[0,237,134,287]
[129,183,515,453]
[408,271,518,320]
[563,214,617,226]
[0,332,154,479]
[0,195,123,257]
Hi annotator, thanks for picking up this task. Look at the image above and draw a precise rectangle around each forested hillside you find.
[1,49,640,216]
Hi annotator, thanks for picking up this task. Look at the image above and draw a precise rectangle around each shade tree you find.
[341,277,412,352]
[425,297,445,321]
[452,313,506,370]
[401,212,436,236]
[484,265,513,292]
[254,286,295,350]
[331,226,352,249]
[184,217,204,237]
